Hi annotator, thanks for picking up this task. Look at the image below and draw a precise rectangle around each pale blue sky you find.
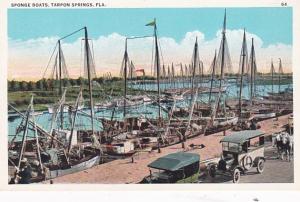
[8,7,292,46]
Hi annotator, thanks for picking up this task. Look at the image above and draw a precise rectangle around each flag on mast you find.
[145,19,156,26]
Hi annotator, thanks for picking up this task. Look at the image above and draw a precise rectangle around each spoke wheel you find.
[257,159,265,174]
[242,155,253,170]
[232,168,240,183]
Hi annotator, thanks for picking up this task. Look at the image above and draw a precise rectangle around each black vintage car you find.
[207,130,266,183]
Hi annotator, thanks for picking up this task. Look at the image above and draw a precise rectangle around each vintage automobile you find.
[207,130,265,183]
[140,152,200,183]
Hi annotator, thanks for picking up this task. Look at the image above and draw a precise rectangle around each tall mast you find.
[123,39,128,118]
[199,60,204,87]
[84,27,95,135]
[31,96,43,172]
[153,19,162,120]
[171,62,175,88]
[185,64,188,88]
[68,89,82,154]
[130,61,134,80]
[250,38,254,104]
[216,9,227,114]
[167,65,170,87]
[188,64,192,86]
[220,9,226,80]
[238,29,247,116]
[17,101,31,168]
[180,63,184,88]
[162,64,166,90]
[191,37,198,103]
[58,40,63,130]
[209,50,217,103]
[278,58,282,93]
[271,59,274,94]
[249,37,257,103]
[162,64,166,79]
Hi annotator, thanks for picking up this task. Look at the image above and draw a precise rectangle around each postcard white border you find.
[0,0,298,191]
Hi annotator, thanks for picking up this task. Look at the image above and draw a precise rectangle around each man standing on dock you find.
[16,158,32,184]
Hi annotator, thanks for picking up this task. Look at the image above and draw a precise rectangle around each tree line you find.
[8,77,119,92]
[8,73,292,92]
[7,75,161,92]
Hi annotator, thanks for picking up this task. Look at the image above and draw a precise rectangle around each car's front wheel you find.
[232,168,240,183]
[257,159,265,174]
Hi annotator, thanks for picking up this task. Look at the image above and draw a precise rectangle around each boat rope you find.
[59,27,85,41]
[42,42,58,79]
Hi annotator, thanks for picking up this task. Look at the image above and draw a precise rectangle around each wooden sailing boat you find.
[252,58,293,116]
[225,29,250,111]
[8,27,103,183]
[169,10,238,136]
[203,9,238,134]
[98,20,169,153]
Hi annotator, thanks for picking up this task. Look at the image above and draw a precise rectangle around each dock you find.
[45,114,291,184]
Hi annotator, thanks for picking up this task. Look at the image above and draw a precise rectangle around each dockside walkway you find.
[45,114,291,184]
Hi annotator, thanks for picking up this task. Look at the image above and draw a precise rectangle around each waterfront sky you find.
[8,7,292,80]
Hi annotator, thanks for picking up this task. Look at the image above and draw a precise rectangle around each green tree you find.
[63,78,71,88]
[8,80,14,91]
[76,77,85,86]
[69,78,77,86]
[9,80,20,91]
[20,81,28,91]
[48,79,55,91]
[42,79,49,91]
[27,81,36,91]
[36,80,44,90]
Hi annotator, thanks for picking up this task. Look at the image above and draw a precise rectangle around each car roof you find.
[148,152,200,171]
[220,130,264,144]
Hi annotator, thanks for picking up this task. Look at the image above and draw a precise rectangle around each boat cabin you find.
[103,140,135,155]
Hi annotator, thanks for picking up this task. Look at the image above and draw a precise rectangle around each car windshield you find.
[222,142,240,153]
[150,170,173,183]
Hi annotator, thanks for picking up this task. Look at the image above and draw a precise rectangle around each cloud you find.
[8,29,292,81]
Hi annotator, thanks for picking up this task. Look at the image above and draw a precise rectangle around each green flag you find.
[145,20,156,26]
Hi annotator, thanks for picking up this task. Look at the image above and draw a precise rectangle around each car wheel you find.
[232,168,240,183]
[242,155,253,170]
[208,165,216,178]
[257,159,265,174]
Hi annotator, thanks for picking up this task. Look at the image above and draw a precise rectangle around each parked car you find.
[207,130,265,183]
[141,152,200,183]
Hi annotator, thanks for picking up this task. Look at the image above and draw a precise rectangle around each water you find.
[8,81,292,141]
[130,79,292,100]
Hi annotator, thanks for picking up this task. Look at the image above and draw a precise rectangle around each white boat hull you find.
[46,155,100,179]
[252,113,276,120]
[48,105,84,114]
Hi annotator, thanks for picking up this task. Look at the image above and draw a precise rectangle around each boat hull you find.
[46,155,100,179]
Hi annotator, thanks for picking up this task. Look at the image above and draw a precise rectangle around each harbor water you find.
[8,81,292,141]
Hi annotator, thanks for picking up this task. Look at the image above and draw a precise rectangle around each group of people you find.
[273,131,294,162]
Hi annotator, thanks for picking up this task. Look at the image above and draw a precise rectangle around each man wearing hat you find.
[16,158,32,184]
